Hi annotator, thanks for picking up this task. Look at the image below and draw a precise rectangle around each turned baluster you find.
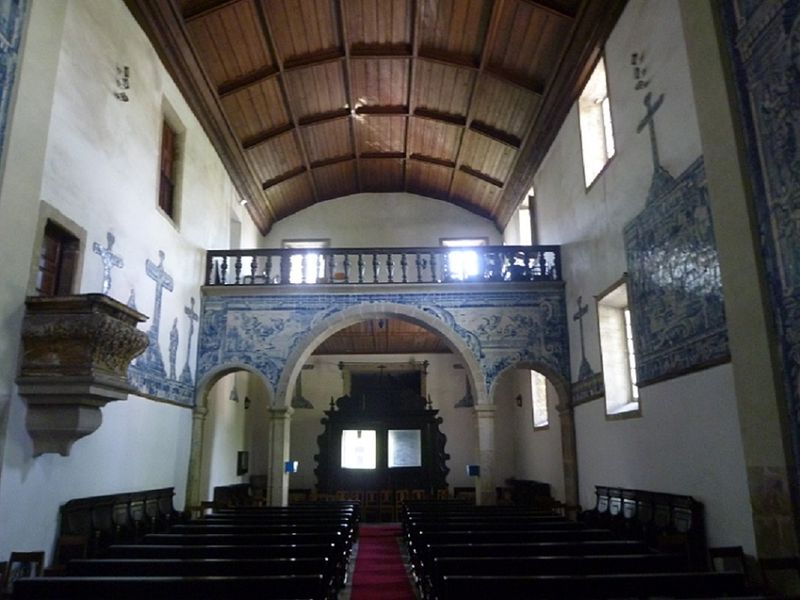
[327,253,335,282]
[344,255,351,283]
[250,256,257,283]
[539,252,548,280]
[430,252,438,283]
[415,254,423,282]
[372,253,380,282]
[279,254,291,284]
[220,258,228,284]
[401,253,408,283]
[387,253,394,283]
[265,255,273,283]
[357,254,364,283]
[234,256,242,284]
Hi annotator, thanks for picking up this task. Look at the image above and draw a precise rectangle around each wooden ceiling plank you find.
[255,0,322,204]
[403,0,420,191]
[484,65,544,96]
[283,50,346,72]
[418,48,479,70]
[519,0,576,21]
[446,0,508,205]
[334,0,362,191]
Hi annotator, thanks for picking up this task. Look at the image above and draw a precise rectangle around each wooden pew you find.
[105,542,336,559]
[439,571,748,600]
[12,574,325,600]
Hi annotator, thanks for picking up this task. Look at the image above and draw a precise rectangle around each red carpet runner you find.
[350,524,416,600]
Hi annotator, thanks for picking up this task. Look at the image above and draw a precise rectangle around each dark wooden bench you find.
[105,542,337,559]
[12,574,325,600]
[66,556,329,577]
[439,571,747,600]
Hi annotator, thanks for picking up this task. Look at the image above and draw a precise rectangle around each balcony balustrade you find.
[205,246,561,287]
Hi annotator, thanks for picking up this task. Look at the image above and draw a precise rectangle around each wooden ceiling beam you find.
[242,122,294,150]
[218,65,279,98]
[309,154,356,169]
[519,0,577,21]
[182,0,240,22]
[403,0,421,192]
[360,152,406,160]
[418,49,479,71]
[410,154,456,169]
[334,0,361,191]
[460,165,504,189]
[354,105,408,116]
[297,108,351,127]
[283,49,345,71]
[470,121,521,149]
[484,67,545,96]
[446,0,509,206]
[253,0,321,204]
[350,43,412,58]
[413,107,466,127]
[262,166,307,191]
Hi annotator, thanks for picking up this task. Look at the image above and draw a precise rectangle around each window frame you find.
[35,219,81,297]
[530,370,549,430]
[577,56,616,189]
[156,104,185,227]
[596,277,641,419]
[282,239,330,284]
[440,237,488,281]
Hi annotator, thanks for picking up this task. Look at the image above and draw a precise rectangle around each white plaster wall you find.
[508,369,565,502]
[532,0,754,551]
[575,365,754,552]
[200,373,248,499]
[261,193,502,248]
[0,0,241,561]
[289,353,479,492]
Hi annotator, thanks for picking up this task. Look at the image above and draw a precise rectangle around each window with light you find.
[441,238,487,281]
[341,430,376,469]
[531,370,548,429]
[578,57,615,187]
[597,279,640,417]
[283,240,328,284]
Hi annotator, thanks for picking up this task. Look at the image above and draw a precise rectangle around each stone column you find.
[558,404,580,511]
[474,404,496,506]
[680,0,799,562]
[185,406,208,510]
[267,406,294,506]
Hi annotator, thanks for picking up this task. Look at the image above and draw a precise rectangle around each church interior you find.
[1,0,799,596]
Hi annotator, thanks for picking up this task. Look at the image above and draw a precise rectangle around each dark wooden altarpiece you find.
[314,390,450,494]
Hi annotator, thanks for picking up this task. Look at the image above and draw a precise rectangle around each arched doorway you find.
[491,362,577,508]
[283,313,484,503]
[187,365,271,509]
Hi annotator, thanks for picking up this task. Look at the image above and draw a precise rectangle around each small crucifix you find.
[92,232,124,294]
[181,296,199,384]
[142,250,174,376]
[573,296,594,380]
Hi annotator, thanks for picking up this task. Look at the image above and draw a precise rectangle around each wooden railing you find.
[205,245,561,287]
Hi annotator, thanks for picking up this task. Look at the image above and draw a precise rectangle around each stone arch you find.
[491,359,578,509]
[187,363,273,509]
[275,302,487,409]
[195,362,273,410]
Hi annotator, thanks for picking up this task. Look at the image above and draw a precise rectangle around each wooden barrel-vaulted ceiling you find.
[127,0,626,235]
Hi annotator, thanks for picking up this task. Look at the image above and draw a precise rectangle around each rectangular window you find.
[578,57,615,187]
[283,239,329,284]
[441,238,488,281]
[36,220,79,297]
[531,370,548,429]
[597,279,640,417]
[341,430,377,469]
[158,119,178,220]
[388,429,422,468]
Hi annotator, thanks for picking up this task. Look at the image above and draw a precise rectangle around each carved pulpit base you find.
[16,294,149,457]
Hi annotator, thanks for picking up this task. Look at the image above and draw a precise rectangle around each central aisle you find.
[350,524,417,600]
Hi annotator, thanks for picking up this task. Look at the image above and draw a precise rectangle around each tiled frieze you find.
[197,287,570,404]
